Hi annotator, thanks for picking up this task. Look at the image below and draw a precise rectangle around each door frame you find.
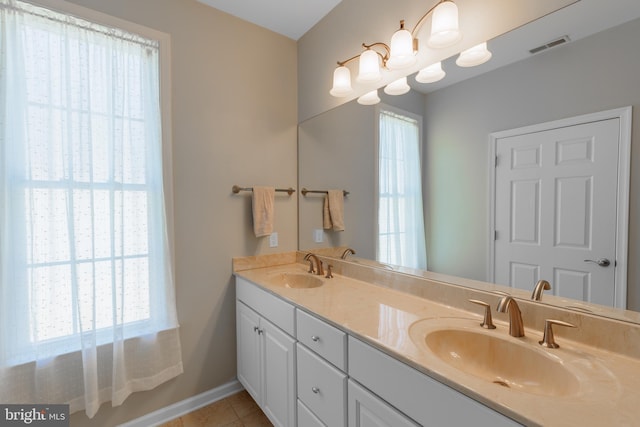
[488,106,632,309]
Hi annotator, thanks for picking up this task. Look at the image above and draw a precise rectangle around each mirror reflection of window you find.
[376,107,427,270]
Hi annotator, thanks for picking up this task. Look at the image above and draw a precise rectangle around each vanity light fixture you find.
[329,0,490,101]
[387,0,461,70]
[357,44,388,83]
[456,41,492,67]
[387,20,416,70]
[383,77,410,96]
[331,42,389,96]
[357,89,381,105]
[415,61,446,83]
[329,65,354,97]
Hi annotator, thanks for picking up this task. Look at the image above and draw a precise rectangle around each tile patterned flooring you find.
[158,390,273,427]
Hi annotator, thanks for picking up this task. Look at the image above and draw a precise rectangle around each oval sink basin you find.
[267,273,323,289]
[423,328,580,397]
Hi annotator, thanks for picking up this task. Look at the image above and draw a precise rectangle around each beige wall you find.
[57,0,298,425]
[424,17,640,310]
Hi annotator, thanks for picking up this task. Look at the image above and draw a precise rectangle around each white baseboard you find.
[118,379,244,427]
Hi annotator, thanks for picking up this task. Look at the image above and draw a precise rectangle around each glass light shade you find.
[357,49,382,83]
[329,66,354,97]
[384,77,410,96]
[456,42,492,67]
[428,1,462,48]
[357,90,381,105]
[415,62,446,83]
[387,26,416,70]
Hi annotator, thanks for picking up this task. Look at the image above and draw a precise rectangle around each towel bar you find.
[301,188,349,196]
[232,185,295,196]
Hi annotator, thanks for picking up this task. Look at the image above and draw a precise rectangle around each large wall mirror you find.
[298,3,640,324]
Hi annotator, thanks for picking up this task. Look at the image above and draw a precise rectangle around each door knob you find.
[584,258,611,267]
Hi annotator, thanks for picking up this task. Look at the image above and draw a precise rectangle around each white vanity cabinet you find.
[236,274,522,427]
[348,337,522,427]
[236,278,296,427]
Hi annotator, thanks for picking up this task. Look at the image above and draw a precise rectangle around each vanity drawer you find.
[297,343,347,426]
[296,309,347,370]
[297,399,325,427]
[236,277,295,335]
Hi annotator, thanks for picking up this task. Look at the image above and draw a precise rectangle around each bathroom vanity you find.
[233,251,640,427]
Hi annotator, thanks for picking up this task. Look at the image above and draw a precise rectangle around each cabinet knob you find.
[253,326,259,332]
[311,387,320,394]
[311,335,320,342]
[257,329,264,335]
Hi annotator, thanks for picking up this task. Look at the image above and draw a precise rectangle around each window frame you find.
[2,0,174,364]
[374,103,425,267]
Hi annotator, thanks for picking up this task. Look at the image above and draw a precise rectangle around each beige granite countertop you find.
[234,256,640,427]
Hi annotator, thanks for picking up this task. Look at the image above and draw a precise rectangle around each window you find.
[0,0,181,417]
[377,107,427,270]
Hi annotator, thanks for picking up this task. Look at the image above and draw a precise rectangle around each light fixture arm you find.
[410,0,448,37]
[337,41,390,67]
[409,0,451,51]
[336,54,360,67]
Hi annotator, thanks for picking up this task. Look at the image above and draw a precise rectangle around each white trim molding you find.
[118,379,244,427]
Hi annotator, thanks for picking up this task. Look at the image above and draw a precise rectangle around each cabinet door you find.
[348,380,419,427]
[237,302,262,405]
[262,317,297,427]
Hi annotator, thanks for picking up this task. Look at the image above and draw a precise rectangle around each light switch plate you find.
[269,232,278,248]
[314,229,324,243]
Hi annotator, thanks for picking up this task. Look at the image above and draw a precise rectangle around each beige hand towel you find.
[323,195,332,230]
[323,190,345,231]
[252,186,275,237]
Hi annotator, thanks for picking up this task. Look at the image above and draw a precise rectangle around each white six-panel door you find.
[493,117,622,306]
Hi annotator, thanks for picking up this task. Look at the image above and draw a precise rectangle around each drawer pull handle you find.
[253,326,259,332]
[257,329,264,335]
[311,335,320,342]
[311,387,320,394]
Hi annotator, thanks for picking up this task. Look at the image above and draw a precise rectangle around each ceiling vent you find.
[529,36,571,55]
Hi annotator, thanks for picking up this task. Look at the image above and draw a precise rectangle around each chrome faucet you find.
[304,253,324,276]
[341,248,356,259]
[531,279,551,301]
[496,296,525,337]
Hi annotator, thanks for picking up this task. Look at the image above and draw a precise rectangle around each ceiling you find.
[196,0,343,40]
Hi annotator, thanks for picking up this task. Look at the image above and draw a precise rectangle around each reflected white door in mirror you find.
[489,107,631,309]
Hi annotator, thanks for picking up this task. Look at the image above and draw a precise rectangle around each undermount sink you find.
[267,272,323,289]
[412,322,581,397]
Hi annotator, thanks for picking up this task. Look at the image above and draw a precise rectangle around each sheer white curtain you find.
[377,108,427,270]
[0,0,182,418]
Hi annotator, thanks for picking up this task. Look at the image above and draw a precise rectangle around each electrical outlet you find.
[314,229,324,243]
[269,232,278,248]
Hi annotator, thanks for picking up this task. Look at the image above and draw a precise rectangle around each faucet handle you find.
[539,319,576,348]
[325,264,333,279]
[469,299,496,329]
